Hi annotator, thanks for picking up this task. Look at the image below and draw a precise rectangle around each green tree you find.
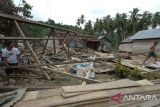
[129,8,141,35]
[84,20,93,35]
[0,0,17,15]
[76,14,86,28]
[0,0,33,36]
[19,0,33,18]
[45,18,55,25]
[139,11,152,30]
[93,18,103,35]
[152,12,160,28]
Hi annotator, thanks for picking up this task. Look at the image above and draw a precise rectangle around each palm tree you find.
[152,12,160,28]
[84,20,93,35]
[129,8,141,35]
[93,18,103,36]
[139,11,152,30]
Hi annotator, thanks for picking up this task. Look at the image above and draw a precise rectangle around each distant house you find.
[97,36,112,52]
[119,28,160,54]
[131,28,160,54]
[61,35,112,51]
[45,32,112,52]
[68,37,85,48]
[119,36,133,52]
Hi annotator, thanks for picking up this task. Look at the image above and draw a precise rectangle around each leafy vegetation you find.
[0,0,33,36]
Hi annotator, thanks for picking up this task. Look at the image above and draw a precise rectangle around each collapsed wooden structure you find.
[1,13,160,107]
[0,13,115,84]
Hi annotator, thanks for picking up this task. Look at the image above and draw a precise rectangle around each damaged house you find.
[119,28,160,54]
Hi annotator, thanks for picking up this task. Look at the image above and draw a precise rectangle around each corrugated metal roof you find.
[131,28,160,40]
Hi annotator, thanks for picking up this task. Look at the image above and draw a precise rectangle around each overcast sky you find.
[13,0,160,26]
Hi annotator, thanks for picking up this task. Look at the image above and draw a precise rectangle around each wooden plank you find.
[1,58,114,69]
[62,91,88,98]
[42,29,52,55]
[22,88,61,101]
[62,79,154,98]
[13,85,160,107]
[0,37,64,40]
[42,67,101,83]
[57,98,108,107]
[41,57,99,84]
[0,85,59,92]
[121,59,154,72]
[62,79,140,93]
[22,91,39,101]
[136,79,154,85]
[52,29,57,54]
[94,68,115,73]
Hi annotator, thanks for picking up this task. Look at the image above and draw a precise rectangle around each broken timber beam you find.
[42,29,52,55]
[43,56,100,84]
[0,37,64,40]
[14,20,50,80]
[0,13,76,33]
[42,67,101,83]
[52,29,57,54]
[1,58,114,69]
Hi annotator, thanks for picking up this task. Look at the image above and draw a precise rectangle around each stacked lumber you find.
[14,79,160,107]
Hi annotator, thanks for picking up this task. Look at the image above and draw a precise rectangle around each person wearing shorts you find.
[2,40,20,85]
[143,42,158,64]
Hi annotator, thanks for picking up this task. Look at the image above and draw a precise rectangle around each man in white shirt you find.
[2,40,20,85]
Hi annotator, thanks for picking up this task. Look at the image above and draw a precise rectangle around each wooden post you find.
[72,33,79,48]
[52,29,57,54]
[53,30,71,59]
[62,32,69,51]
[62,31,69,44]
[42,29,52,55]
[14,20,50,80]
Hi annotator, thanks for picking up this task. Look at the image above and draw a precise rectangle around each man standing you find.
[143,42,158,65]
[2,40,20,85]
